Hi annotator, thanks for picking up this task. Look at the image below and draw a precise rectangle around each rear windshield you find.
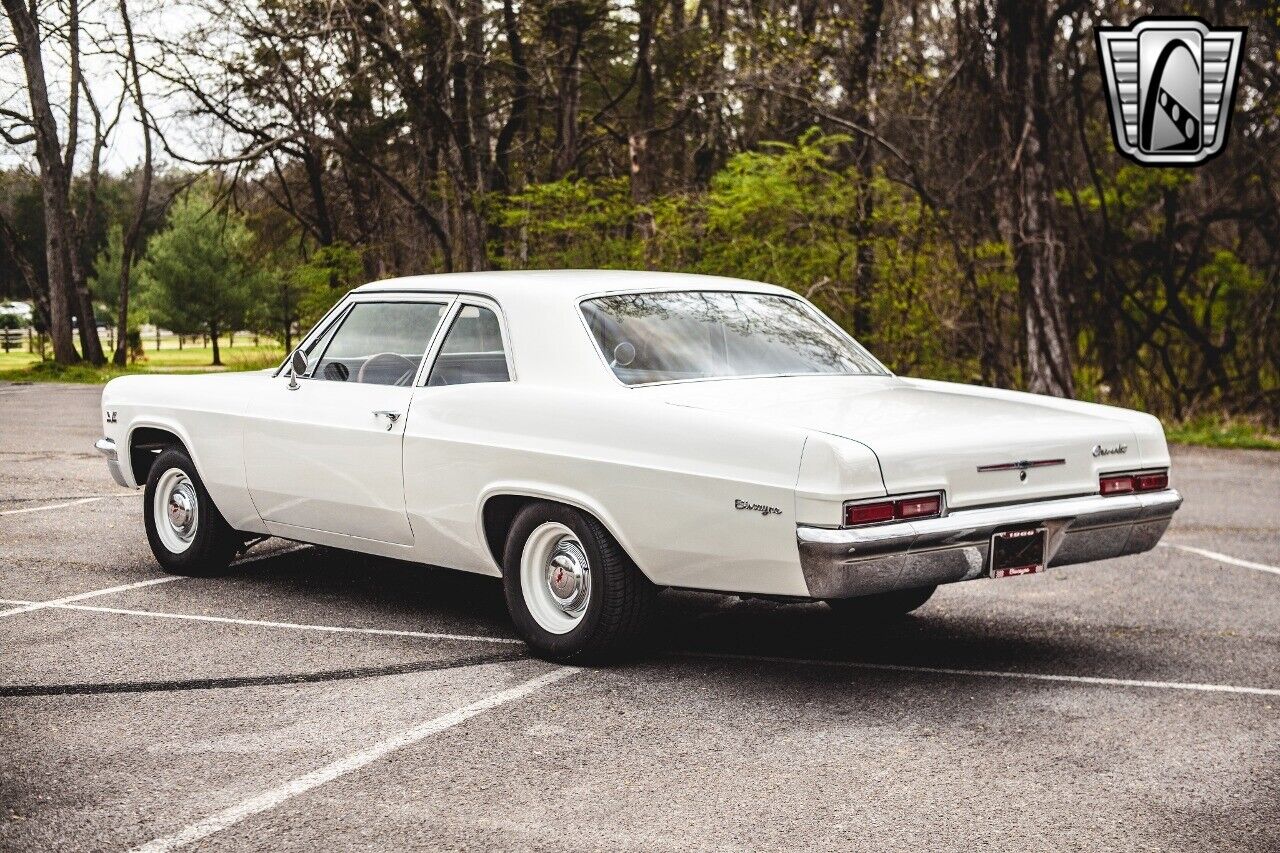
[581,291,887,386]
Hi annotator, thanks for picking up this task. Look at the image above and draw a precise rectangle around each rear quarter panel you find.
[402,383,811,596]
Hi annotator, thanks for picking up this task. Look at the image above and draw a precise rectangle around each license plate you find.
[990,527,1046,578]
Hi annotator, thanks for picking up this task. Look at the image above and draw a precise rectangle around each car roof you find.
[351,269,795,300]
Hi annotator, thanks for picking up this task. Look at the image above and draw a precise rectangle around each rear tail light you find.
[1134,472,1169,492]
[1100,470,1168,496]
[844,493,943,527]
[896,495,942,519]
[845,501,895,526]
[1099,475,1134,495]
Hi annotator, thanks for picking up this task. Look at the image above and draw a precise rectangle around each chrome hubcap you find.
[167,488,195,533]
[520,522,592,634]
[153,468,198,553]
[545,539,589,614]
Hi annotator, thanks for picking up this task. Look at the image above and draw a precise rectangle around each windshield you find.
[581,291,887,386]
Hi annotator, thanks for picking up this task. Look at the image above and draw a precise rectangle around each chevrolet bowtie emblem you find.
[1096,17,1246,166]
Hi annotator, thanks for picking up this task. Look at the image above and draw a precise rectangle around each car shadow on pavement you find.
[218,546,1148,679]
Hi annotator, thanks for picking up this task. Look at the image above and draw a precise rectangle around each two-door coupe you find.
[97,271,1182,660]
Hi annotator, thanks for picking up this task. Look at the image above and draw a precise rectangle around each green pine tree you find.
[143,189,259,366]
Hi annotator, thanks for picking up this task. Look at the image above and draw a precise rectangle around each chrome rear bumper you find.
[798,490,1183,599]
[95,437,131,488]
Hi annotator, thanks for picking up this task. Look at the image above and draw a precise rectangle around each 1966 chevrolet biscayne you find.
[97,271,1183,660]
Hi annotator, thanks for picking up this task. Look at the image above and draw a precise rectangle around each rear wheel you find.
[503,502,655,662]
[143,447,240,576]
[826,585,936,620]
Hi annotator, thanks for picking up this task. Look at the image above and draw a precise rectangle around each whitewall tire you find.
[143,447,240,576]
[503,502,655,662]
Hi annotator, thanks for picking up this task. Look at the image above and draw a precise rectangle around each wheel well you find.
[482,494,635,575]
[481,494,538,569]
[129,427,188,485]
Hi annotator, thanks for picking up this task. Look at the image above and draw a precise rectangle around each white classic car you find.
[97,271,1182,660]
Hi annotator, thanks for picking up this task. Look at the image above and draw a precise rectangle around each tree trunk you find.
[494,0,531,194]
[114,0,154,366]
[300,148,334,246]
[71,259,106,364]
[843,0,885,340]
[995,0,1074,398]
[2,0,81,364]
[210,323,221,366]
[629,0,660,267]
[549,12,587,179]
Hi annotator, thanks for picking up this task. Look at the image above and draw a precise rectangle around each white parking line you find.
[682,652,1280,697]
[0,493,135,516]
[1158,542,1280,577]
[7,588,1268,697]
[0,544,311,620]
[127,666,578,853]
[0,598,521,645]
[0,577,182,618]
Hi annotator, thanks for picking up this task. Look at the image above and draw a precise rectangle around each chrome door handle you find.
[372,410,402,430]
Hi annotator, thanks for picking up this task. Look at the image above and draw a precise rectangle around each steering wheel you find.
[356,352,417,386]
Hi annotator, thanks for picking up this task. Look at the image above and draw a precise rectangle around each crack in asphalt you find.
[0,649,529,697]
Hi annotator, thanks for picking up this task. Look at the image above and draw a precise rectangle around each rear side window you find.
[427,305,511,386]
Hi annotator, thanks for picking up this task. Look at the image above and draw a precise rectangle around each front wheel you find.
[826,585,936,621]
[143,448,240,576]
[503,502,655,662]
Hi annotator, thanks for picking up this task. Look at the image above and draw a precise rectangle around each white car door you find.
[243,294,454,545]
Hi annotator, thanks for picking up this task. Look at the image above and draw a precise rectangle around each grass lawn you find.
[1164,418,1280,451]
[0,337,284,383]
[0,350,40,371]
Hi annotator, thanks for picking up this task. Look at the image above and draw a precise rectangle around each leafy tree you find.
[142,190,258,366]
[89,224,154,362]
[0,310,22,353]
[89,226,134,325]
[291,243,365,339]
[246,243,362,353]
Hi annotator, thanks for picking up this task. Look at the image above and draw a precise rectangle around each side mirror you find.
[611,341,636,368]
[287,349,309,389]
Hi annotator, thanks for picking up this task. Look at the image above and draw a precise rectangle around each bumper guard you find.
[95,437,131,488]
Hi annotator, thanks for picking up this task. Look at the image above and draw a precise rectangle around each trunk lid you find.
[638,375,1143,508]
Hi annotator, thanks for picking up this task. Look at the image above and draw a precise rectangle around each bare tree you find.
[2,0,80,362]
[994,0,1074,398]
[113,0,153,365]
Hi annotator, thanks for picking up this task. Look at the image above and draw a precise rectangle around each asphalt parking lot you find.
[1,381,1277,852]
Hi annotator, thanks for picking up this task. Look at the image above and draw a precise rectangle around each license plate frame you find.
[989,527,1047,578]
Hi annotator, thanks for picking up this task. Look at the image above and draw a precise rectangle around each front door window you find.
[312,301,449,385]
